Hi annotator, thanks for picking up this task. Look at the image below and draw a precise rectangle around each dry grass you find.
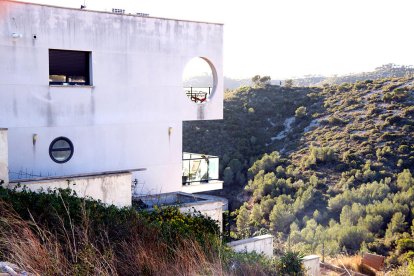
[0,199,228,275]
[0,198,275,276]
[331,255,362,273]
[330,255,377,276]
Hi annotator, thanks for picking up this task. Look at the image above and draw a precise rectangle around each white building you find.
[0,0,224,213]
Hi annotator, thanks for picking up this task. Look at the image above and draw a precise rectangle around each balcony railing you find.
[182,152,219,185]
[184,87,211,103]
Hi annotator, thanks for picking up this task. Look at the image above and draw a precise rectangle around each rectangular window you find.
[49,49,91,85]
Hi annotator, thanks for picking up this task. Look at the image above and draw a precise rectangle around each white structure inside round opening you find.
[183,57,215,104]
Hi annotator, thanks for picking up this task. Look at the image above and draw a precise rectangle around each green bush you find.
[222,248,277,275]
[396,238,414,254]
[276,251,305,276]
[295,106,307,118]
[0,187,219,248]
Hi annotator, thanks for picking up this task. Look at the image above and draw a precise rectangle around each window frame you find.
[48,49,92,86]
[49,137,74,164]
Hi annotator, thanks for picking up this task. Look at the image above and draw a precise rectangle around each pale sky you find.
[17,0,414,79]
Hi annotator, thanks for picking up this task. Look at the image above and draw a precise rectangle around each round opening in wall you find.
[182,57,216,104]
[49,137,74,164]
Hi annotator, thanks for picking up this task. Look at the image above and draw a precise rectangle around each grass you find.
[329,255,376,276]
[0,188,276,275]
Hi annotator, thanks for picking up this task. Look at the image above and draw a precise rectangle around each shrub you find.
[284,79,294,88]
[396,238,414,254]
[382,89,408,102]
[222,249,277,275]
[328,116,347,126]
[337,83,352,92]
[295,106,307,118]
[398,145,409,153]
[303,146,336,168]
[354,81,368,90]
[0,188,223,275]
[276,251,304,276]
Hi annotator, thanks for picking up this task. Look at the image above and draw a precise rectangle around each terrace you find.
[182,152,223,193]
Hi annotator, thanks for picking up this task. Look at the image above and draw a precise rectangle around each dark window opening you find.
[49,49,91,85]
[49,137,74,163]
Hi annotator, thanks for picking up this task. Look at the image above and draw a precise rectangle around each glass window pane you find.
[52,140,70,150]
[49,137,73,163]
[52,150,71,161]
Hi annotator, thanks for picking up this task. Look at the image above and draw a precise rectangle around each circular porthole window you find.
[49,137,74,163]
[183,57,216,104]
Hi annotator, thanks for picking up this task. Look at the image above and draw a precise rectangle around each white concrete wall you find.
[7,172,132,207]
[227,234,274,258]
[180,200,224,231]
[0,129,8,184]
[0,1,223,195]
[302,255,320,276]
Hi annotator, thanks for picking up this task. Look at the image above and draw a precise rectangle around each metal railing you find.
[9,170,54,181]
[184,87,211,103]
[182,152,219,185]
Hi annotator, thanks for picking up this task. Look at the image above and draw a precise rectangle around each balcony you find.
[182,152,223,193]
[184,87,211,103]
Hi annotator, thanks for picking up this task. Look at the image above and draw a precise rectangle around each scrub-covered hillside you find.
[184,76,414,271]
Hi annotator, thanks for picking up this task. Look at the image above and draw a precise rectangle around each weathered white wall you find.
[227,234,274,258]
[180,200,224,231]
[7,172,132,207]
[302,255,320,276]
[0,129,8,184]
[0,1,223,195]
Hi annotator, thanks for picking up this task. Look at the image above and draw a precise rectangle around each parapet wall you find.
[8,171,132,207]
[302,255,320,276]
[227,234,274,258]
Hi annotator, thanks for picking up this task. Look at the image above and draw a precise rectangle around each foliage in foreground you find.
[0,187,280,275]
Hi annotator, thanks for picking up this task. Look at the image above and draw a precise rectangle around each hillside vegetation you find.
[185,63,414,90]
[183,76,414,269]
[184,83,322,207]
[294,63,414,87]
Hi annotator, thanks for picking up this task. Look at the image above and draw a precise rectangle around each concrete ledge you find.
[227,234,274,258]
[3,0,224,25]
[10,168,146,183]
[182,180,223,193]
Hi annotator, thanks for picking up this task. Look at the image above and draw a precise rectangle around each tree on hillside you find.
[223,167,234,185]
[252,75,271,88]
[397,169,414,192]
[250,204,264,227]
[237,203,251,238]
[295,106,307,118]
[385,212,407,245]
[270,201,295,234]
[284,79,294,88]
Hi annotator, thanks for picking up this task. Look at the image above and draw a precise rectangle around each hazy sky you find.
[17,0,414,79]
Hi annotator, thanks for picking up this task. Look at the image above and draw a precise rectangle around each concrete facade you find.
[7,171,132,207]
[227,234,274,258]
[0,0,223,195]
[0,129,8,184]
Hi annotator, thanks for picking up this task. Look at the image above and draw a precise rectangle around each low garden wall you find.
[227,234,274,258]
